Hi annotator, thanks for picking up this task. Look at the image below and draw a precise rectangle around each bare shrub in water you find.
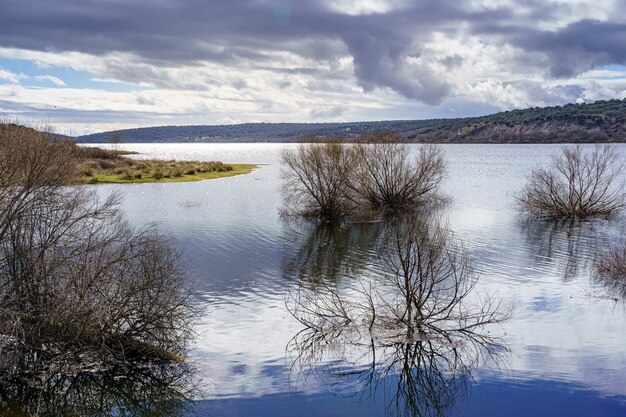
[355,131,446,212]
[281,139,360,222]
[595,242,626,298]
[280,132,447,222]
[379,214,501,338]
[0,125,195,377]
[289,320,505,417]
[516,145,626,219]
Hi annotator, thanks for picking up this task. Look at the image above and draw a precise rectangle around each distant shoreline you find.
[75,99,626,145]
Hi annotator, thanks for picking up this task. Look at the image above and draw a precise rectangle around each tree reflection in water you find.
[289,324,506,417]
[519,218,602,281]
[282,219,385,284]
[0,364,195,417]
[285,214,509,417]
[518,218,626,305]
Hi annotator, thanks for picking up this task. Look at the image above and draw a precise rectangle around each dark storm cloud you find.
[0,0,474,103]
[0,0,624,102]
[506,20,626,78]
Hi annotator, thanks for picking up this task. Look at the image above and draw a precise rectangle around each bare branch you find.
[516,145,626,219]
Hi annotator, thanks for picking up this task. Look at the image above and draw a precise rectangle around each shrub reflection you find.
[285,214,508,416]
[0,364,195,417]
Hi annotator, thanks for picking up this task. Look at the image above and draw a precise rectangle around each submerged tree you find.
[289,322,505,417]
[280,132,447,222]
[595,241,626,299]
[281,139,360,222]
[0,124,195,377]
[516,145,626,219]
[355,131,446,212]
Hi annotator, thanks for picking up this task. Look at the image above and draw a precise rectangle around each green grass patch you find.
[71,145,258,184]
[80,163,258,184]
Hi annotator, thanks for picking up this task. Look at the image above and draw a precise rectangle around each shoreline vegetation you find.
[76,144,257,184]
[82,163,258,184]
[1,124,258,184]
[0,122,196,382]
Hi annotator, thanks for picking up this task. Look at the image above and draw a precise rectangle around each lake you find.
[93,143,626,416]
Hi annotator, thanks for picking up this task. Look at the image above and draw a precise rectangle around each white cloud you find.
[1,1,626,134]
[0,67,25,84]
[324,0,409,15]
[34,75,66,86]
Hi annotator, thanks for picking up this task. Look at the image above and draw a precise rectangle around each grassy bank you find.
[75,146,257,184]
[82,162,258,184]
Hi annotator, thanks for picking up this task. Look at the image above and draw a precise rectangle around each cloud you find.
[309,106,347,119]
[482,19,626,78]
[0,67,25,84]
[0,0,489,103]
[34,75,66,86]
[0,0,625,133]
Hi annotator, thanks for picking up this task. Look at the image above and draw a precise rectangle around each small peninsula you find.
[1,124,257,185]
[77,146,257,184]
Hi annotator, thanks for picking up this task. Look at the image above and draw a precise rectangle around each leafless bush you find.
[595,242,626,298]
[0,195,195,371]
[0,124,76,241]
[355,131,446,212]
[0,125,195,377]
[288,324,506,417]
[281,139,360,221]
[286,215,507,416]
[378,214,504,338]
[516,145,626,219]
[280,133,447,222]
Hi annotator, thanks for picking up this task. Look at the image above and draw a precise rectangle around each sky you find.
[0,0,626,135]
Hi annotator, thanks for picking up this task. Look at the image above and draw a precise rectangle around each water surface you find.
[92,143,626,416]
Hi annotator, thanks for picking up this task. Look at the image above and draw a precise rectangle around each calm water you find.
[91,143,626,416]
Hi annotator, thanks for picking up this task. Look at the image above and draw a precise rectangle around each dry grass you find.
[74,150,257,184]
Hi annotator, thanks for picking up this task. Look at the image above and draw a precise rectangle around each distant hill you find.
[76,120,436,143]
[76,99,626,144]
[404,99,626,143]
[0,123,75,142]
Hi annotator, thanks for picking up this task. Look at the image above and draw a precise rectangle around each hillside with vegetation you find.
[76,120,434,143]
[404,99,626,143]
[75,99,626,143]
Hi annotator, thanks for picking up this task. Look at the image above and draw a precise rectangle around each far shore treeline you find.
[75,99,626,144]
